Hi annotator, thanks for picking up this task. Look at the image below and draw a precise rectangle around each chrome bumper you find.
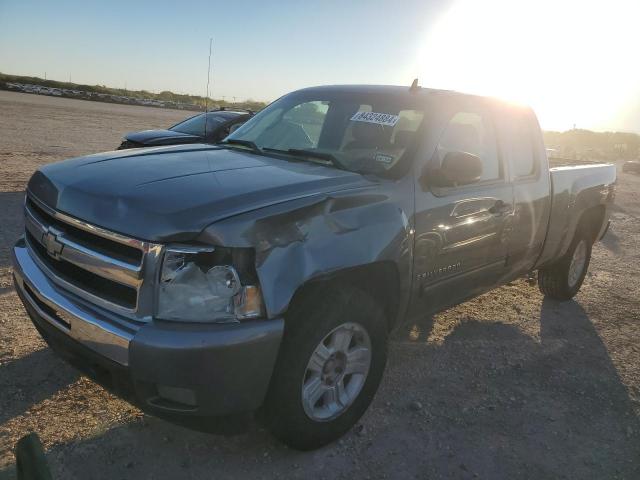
[13,237,285,416]
[12,238,134,365]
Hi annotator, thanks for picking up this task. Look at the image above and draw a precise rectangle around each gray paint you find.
[25,86,616,326]
[27,144,373,242]
[130,318,284,415]
[13,237,284,415]
[14,85,617,419]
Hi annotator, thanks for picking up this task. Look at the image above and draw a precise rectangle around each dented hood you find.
[27,144,372,242]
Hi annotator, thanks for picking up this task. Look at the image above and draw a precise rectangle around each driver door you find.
[410,98,514,316]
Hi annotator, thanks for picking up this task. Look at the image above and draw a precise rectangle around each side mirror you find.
[433,151,483,187]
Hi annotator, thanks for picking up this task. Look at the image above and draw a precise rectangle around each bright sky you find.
[1,0,638,132]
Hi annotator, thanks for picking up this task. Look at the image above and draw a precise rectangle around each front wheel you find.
[538,228,592,300]
[261,286,388,450]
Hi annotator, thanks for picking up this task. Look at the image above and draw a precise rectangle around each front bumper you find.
[12,238,284,417]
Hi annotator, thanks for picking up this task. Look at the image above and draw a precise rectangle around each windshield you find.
[225,90,425,174]
[170,113,226,136]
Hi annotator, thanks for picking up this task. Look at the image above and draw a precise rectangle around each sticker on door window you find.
[350,111,400,127]
[374,153,394,165]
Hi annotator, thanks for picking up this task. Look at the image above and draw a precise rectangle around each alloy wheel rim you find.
[568,240,587,288]
[301,322,372,422]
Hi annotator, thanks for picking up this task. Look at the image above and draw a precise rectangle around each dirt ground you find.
[0,90,639,479]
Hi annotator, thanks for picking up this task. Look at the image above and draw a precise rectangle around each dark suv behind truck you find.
[12,84,615,450]
[117,109,252,149]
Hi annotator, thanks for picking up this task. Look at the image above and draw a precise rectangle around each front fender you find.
[197,187,413,320]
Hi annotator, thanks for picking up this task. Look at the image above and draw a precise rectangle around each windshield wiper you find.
[219,138,262,153]
[266,148,347,171]
[262,147,303,160]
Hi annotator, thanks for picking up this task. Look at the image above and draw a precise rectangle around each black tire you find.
[261,285,388,450]
[538,227,592,300]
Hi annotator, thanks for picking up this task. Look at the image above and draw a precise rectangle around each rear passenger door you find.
[410,98,515,315]
[499,107,551,277]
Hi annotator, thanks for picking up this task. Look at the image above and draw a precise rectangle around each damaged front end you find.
[196,178,415,326]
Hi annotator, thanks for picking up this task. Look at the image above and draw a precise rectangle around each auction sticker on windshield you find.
[351,111,400,127]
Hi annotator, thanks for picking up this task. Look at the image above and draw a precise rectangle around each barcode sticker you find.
[350,111,400,127]
[375,153,394,165]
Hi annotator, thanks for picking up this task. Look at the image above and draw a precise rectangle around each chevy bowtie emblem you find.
[42,229,64,259]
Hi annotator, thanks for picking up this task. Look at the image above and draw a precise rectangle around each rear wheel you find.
[538,228,592,300]
[262,286,387,450]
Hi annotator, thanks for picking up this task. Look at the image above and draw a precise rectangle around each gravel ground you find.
[0,90,639,479]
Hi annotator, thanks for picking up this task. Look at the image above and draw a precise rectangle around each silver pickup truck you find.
[12,84,616,450]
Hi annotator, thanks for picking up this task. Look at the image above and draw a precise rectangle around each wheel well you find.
[577,205,606,243]
[286,262,401,331]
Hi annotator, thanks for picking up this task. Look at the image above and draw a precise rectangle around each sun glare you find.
[413,0,640,131]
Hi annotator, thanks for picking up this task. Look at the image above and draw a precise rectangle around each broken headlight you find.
[157,246,263,323]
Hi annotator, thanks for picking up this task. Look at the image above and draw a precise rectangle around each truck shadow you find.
[1,297,638,479]
[0,191,25,271]
[381,297,640,478]
[601,229,622,254]
[0,348,78,425]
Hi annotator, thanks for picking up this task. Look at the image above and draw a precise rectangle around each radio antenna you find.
[204,37,213,138]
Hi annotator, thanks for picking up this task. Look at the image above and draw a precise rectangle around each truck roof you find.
[293,84,532,111]
[293,84,466,97]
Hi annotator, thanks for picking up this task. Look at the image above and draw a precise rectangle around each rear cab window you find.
[506,109,539,180]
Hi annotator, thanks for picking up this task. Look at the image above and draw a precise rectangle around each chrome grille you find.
[23,193,163,321]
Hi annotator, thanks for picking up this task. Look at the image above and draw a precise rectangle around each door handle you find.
[488,200,512,215]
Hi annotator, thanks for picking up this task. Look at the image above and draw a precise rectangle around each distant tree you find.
[543,129,640,160]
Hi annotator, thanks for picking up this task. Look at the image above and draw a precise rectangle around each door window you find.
[436,110,501,183]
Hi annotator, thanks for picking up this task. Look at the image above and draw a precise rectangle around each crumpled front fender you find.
[197,184,414,321]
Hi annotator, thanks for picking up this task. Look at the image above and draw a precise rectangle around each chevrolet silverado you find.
[12,84,616,450]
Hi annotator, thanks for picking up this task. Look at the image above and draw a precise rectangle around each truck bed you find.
[548,156,612,168]
[536,163,616,268]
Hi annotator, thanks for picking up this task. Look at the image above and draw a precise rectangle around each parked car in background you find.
[117,109,253,149]
[622,160,640,174]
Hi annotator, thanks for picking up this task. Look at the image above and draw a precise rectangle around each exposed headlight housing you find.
[157,246,263,323]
